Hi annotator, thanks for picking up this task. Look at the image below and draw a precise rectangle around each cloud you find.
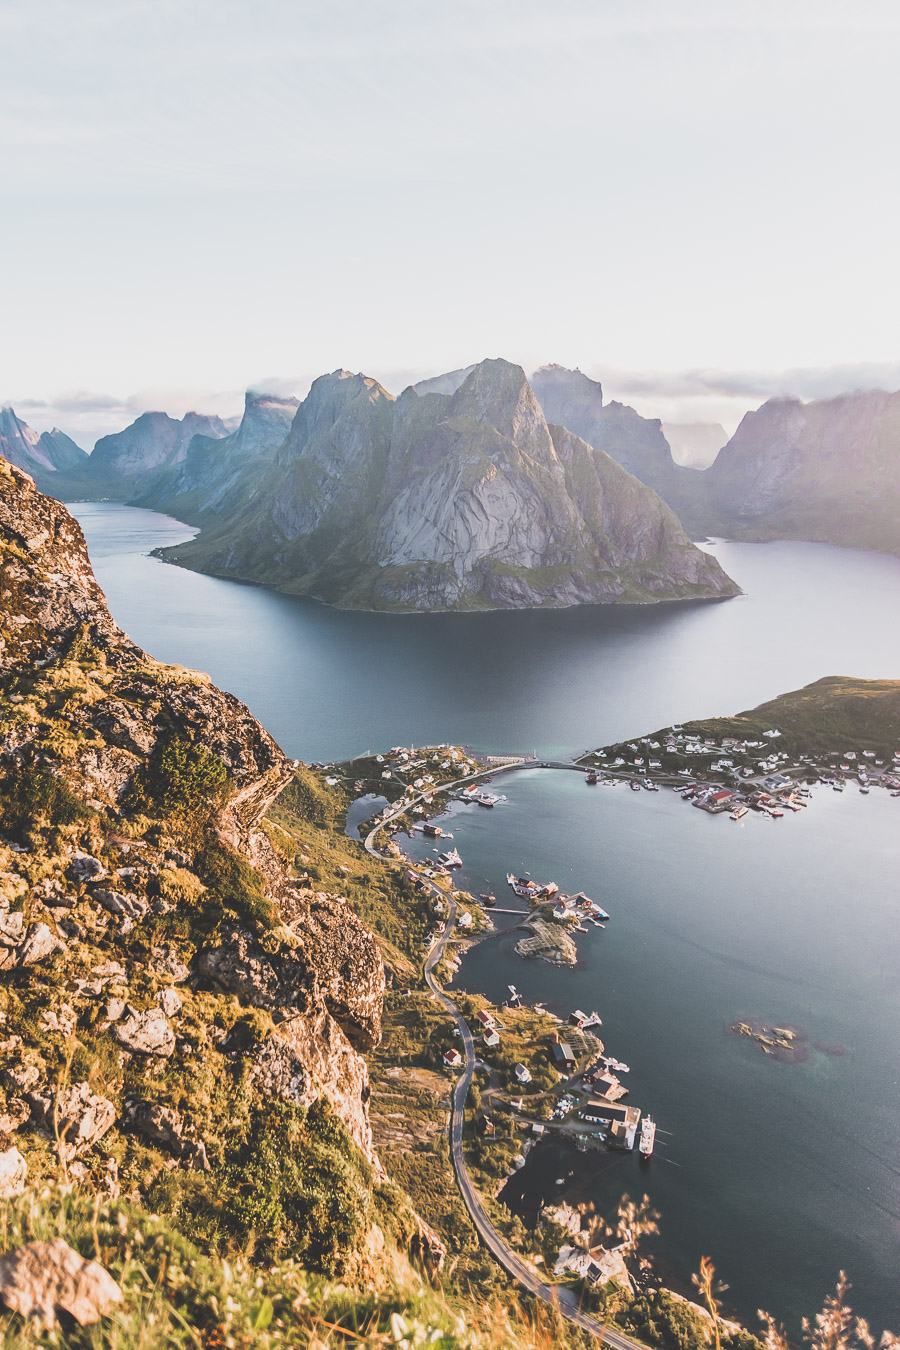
[3,386,248,451]
[7,361,900,452]
[596,362,900,403]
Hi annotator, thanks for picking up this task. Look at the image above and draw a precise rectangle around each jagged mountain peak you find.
[445,358,554,465]
[159,355,739,611]
[0,406,86,480]
[531,363,604,410]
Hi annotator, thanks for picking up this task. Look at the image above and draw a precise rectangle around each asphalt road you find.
[423,901,640,1349]
[364,760,642,1347]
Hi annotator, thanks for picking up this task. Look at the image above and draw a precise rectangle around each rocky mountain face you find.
[158,359,738,610]
[703,391,900,555]
[0,458,389,1174]
[132,391,299,522]
[0,408,87,491]
[43,409,232,502]
[529,365,707,526]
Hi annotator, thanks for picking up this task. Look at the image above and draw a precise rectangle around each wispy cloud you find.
[7,360,900,452]
[598,362,900,402]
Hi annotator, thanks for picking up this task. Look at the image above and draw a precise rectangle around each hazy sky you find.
[3,0,900,446]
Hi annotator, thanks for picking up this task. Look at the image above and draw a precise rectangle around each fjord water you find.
[72,503,900,762]
[402,776,900,1333]
[72,504,900,1330]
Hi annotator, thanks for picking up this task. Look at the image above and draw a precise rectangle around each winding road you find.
[364,766,642,1348]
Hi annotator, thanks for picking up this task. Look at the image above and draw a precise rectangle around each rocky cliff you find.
[703,391,900,555]
[0,408,87,492]
[132,391,299,522]
[158,359,738,610]
[529,365,708,527]
[0,457,388,1183]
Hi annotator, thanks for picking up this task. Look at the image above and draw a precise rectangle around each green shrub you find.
[0,765,94,836]
[169,1098,375,1274]
[194,841,276,930]
[146,737,229,830]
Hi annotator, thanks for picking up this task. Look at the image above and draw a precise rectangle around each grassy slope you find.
[580,677,900,766]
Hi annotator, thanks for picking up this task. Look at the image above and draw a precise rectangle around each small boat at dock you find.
[639,1116,656,1158]
[439,848,462,868]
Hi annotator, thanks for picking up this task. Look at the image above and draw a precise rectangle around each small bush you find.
[146,737,229,832]
[0,765,95,837]
[194,841,276,930]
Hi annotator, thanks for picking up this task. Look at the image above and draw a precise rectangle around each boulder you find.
[4,1062,41,1094]
[47,1083,116,1158]
[114,1008,175,1057]
[0,1146,27,1198]
[0,1238,121,1329]
[0,912,25,948]
[0,1098,29,1134]
[124,1099,210,1171]
[156,988,181,1017]
[67,853,106,883]
[91,889,147,919]
[18,923,64,966]
[150,946,190,984]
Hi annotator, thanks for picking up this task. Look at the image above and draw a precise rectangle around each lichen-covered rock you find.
[0,918,63,970]
[114,1008,175,1058]
[0,1098,29,1134]
[0,463,385,1180]
[0,1146,26,1198]
[156,987,181,1017]
[37,1083,116,1159]
[17,923,64,966]
[91,888,147,919]
[67,852,107,883]
[0,1238,121,1328]
[124,1098,210,1171]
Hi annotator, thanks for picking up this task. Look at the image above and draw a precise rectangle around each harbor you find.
[392,763,900,1332]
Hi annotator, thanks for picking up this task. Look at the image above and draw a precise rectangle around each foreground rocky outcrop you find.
[0,457,385,1171]
[158,359,738,610]
[703,390,900,555]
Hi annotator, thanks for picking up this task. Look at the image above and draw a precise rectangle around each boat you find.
[639,1116,656,1158]
[439,848,462,868]
[477,792,500,807]
[586,770,598,785]
[630,781,642,791]
[730,806,749,820]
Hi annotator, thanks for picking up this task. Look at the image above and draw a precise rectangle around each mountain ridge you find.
[157,358,739,611]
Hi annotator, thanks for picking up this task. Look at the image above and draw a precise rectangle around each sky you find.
[2,0,900,448]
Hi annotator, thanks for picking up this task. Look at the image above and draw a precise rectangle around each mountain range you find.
[3,360,899,610]
[150,359,738,610]
[0,406,87,481]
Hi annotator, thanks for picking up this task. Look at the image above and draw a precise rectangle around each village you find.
[577,723,900,818]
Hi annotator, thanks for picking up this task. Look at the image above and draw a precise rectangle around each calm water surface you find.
[72,503,900,762]
[70,504,900,1331]
[403,774,900,1334]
